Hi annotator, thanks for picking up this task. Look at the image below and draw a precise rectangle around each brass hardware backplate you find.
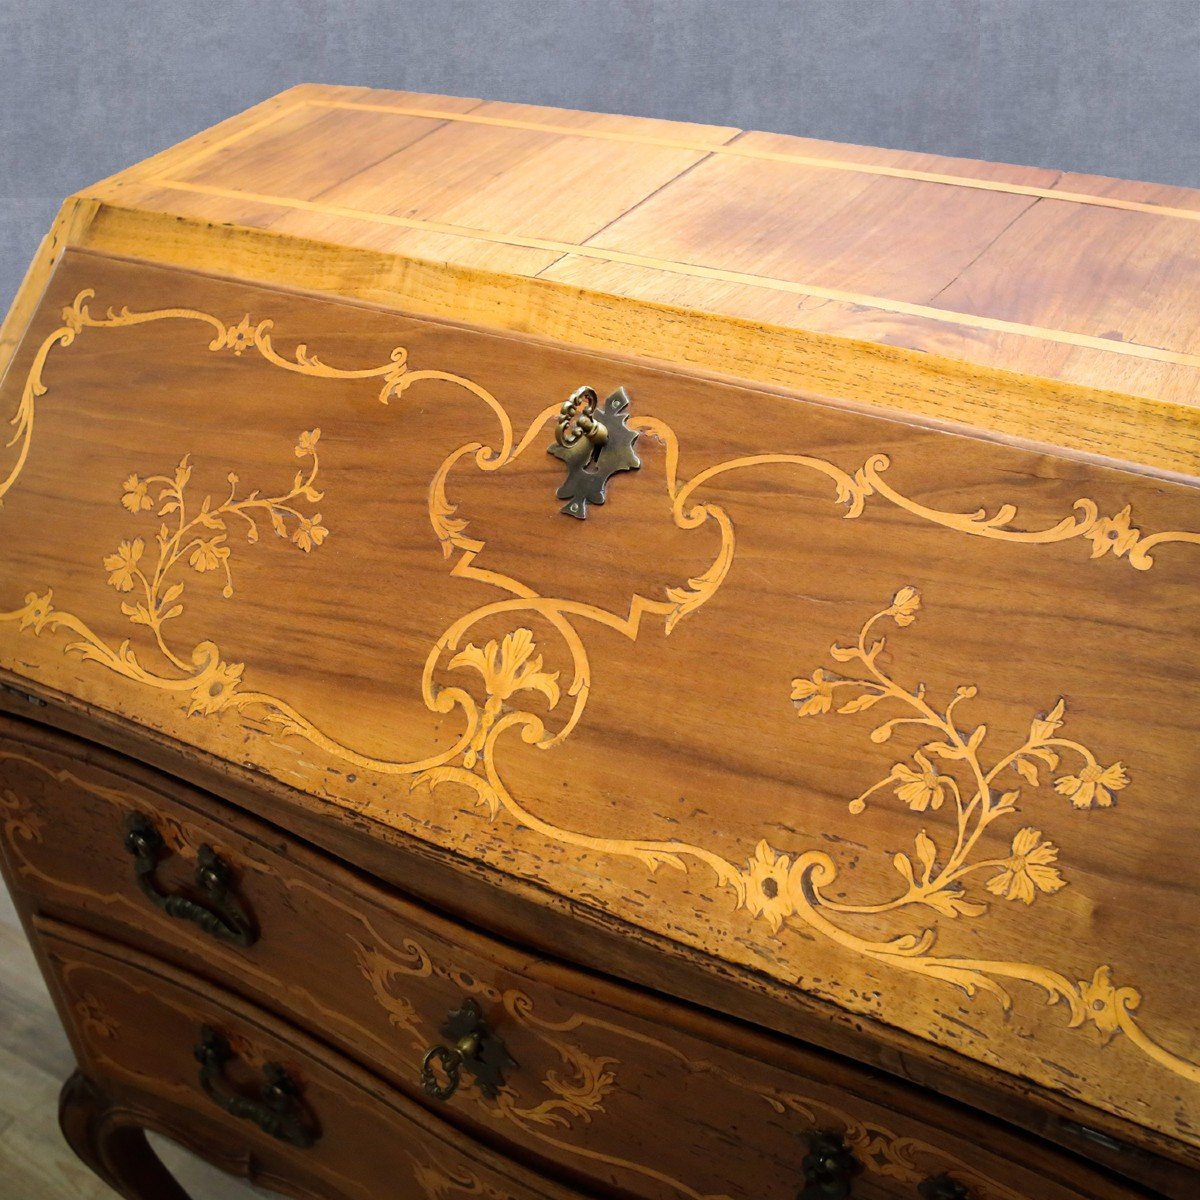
[799,1129,861,1199]
[548,385,641,519]
[420,998,516,1101]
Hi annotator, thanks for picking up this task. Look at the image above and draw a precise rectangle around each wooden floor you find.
[0,882,267,1199]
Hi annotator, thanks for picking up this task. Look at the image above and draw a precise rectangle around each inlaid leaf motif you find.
[449,629,561,768]
[1014,757,1040,786]
[914,831,937,881]
[449,629,561,709]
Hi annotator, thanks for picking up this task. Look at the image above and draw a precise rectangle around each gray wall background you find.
[1,0,1198,312]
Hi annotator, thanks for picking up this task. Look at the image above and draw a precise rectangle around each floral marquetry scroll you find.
[2,285,1200,1140]
[772,588,1189,1071]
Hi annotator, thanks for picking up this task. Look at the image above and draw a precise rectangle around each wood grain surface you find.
[1,251,1198,1167]
[8,84,1200,475]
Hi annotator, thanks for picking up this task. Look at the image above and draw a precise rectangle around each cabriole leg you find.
[59,1071,192,1200]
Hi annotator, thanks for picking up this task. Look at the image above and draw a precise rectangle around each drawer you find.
[0,719,1138,1200]
[40,918,589,1200]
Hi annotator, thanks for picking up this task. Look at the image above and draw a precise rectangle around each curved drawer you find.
[40,919,589,1200]
[1,718,1141,1200]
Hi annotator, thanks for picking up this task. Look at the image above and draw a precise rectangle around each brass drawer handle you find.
[420,998,515,1102]
[194,1026,316,1147]
[123,813,257,947]
[918,1177,974,1200]
[800,1130,862,1199]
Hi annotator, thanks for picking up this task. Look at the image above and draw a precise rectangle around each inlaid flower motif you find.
[103,539,144,592]
[886,585,921,626]
[985,827,1066,904]
[451,629,561,709]
[292,514,329,553]
[1054,762,1129,809]
[742,840,796,932]
[17,589,53,634]
[791,668,835,716]
[120,473,154,513]
[187,660,244,716]
[225,315,255,356]
[74,993,119,1040]
[1075,965,1131,1044]
[892,751,950,812]
[188,536,229,573]
[1085,506,1141,560]
[295,428,321,457]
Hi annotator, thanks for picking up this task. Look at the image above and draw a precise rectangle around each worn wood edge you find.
[0,687,1193,1195]
[60,197,1200,480]
[0,197,103,392]
[0,88,310,379]
[4,748,1156,1200]
[0,87,320,383]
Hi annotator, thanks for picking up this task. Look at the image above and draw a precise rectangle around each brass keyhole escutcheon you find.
[548,385,641,519]
[419,998,515,1102]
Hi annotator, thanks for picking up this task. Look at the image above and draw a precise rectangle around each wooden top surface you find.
[32,84,1200,477]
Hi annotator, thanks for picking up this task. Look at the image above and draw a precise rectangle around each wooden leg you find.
[59,1071,192,1200]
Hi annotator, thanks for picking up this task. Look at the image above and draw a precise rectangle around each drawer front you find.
[40,920,587,1200]
[0,721,1135,1200]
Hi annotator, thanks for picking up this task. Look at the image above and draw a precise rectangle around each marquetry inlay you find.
[2,288,1199,1115]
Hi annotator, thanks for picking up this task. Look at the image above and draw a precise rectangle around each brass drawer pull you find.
[800,1130,862,1199]
[194,1026,316,1148]
[420,998,515,1102]
[918,1177,974,1200]
[123,813,257,947]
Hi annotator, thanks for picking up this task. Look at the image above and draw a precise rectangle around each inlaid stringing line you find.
[145,98,493,187]
[146,177,1200,371]
[136,101,314,189]
[177,96,1200,224]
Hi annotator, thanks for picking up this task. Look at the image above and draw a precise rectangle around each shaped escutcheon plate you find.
[547,386,641,519]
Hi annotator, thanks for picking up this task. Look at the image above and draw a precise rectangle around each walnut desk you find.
[0,87,1197,1200]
